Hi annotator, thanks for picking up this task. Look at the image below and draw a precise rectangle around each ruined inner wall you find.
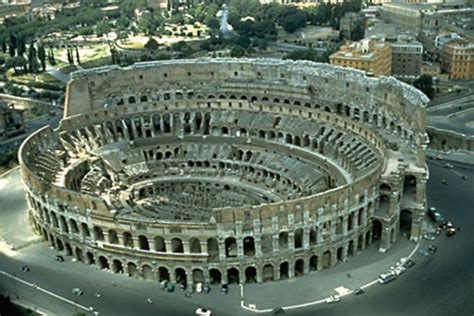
[20,59,429,285]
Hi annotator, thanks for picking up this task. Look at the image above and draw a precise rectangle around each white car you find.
[195,308,212,315]
[196,282,203,293]
[325,295,340,304]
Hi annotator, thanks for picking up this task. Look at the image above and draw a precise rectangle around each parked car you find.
[221,283,228,294]
[443,163,454,169]
[428,208,445,224]
[271,307,285,314]
[378,272,396,284]
[72,288,83,296]
[423,233,435,241]
[428,245,437,253]
[325,295,341,304]
[354,288,364,295]
[20,265,30,272]
[195,308,212,316]
[166,283,175,293]
[446,227,456,237]
[196,283,203,293]
[403,259,416,269]
[55,255,64,262]
[393,266,407,275]
[203,283,211,293]
[419,249,430,257]
[160,280,168,290]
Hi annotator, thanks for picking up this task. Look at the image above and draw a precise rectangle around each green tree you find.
[144,37,159,50]
[37,44,46,71]
[28,41,38,73]
[230,46,245,57]
[413,75,434,99]
[5,56,26,74]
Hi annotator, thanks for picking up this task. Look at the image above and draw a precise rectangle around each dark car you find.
[354,288,364,295]
[428,208,445,224]
[272,307,285,314]
[221,283,228,294]
[428,245,437,253]
[166,283,175,293]
[20,265,30,272]
[55,255,64,262]
[403,259,416,268]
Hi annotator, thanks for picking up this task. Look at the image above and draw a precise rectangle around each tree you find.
[5,56,26,74]
[48,48,56,66]
[17,37,26,57]
[230,46,245,57]
[67,47,74,65]
[351,20,365,41]
[283,49,328,63]
[413,75,434,99]
[28,41,38,73]
[75,47,81,65]
[1,40,6,53]
[38,45,46,71]
[144,37,159,50]
[96,22,111,37]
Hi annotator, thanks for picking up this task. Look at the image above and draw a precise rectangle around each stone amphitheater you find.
[19,58,429,287]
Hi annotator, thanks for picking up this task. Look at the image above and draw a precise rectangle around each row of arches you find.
[36,222,373,285]
[107,91,415,145]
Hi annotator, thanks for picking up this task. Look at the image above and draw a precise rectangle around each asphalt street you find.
[0,159,473,316]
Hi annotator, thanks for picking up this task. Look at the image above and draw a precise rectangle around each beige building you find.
[330,39,392,76]
[383,2,474,34]
[421,61,441,77]
[391,35,423,78]
[442,38,474,80]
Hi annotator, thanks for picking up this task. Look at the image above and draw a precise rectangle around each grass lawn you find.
[80,56,112,69]
[58,65,78,74]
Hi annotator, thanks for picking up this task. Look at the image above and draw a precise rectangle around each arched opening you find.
[138,235,150,250]
[128,96,136,104]
[75,247,84,262]
[171,238,184,253]
[227,267,240,284]
[347,240,354,257]
[154,236,166,252]
[243,236,255,256]
[294,228,303,248]
[309,255,318,271]
[358,234,364,250]
[400,209,412,239]
[262,264,274,282]
[207,238,219,259]
[158,267,170,281]
[209,269,221,285]
[56,238,64,251]
[108,230,119,244]
[93,226,104,241]
[261,234,273,254]
[225,237,237,258]
[128,262,138,277]
[189,238,201,253]
[123,232,133,248]
[65,243,73,256]
[142,265,154,281]
[112,259,124,273]
[279,262,289,279]
[295,259,305,277]
[309,228,317,246]
[193,269,205,284]
[81,223,90,238]
[279,232,288,250]
[69,219,79,234]
[372,219,383,242]
[378,195,390,215]
[98,256,109,269]
[245,266,257,284]
[322,251,331,269]
[86,252,95,265]
[403,175,417,197]
[175,268,187,286]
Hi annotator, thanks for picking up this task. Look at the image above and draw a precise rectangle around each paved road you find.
[291,159,474,316]
[0,159,473,316]
[46,65,70,84]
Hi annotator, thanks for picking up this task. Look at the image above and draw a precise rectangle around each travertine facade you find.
[19,58,429,287]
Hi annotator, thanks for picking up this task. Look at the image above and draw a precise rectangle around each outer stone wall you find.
[19,58,429,287]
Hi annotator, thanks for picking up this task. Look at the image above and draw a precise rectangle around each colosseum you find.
[19,58,429,287]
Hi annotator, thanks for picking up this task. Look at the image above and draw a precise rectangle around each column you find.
[272,235,280,253]
[303,228,309,250]
[183,240,190,254]
[165,240,173,254]
[254,235,262,257]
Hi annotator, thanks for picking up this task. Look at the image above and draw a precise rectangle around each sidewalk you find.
[242,237,421,311]
[0,168,41,249]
